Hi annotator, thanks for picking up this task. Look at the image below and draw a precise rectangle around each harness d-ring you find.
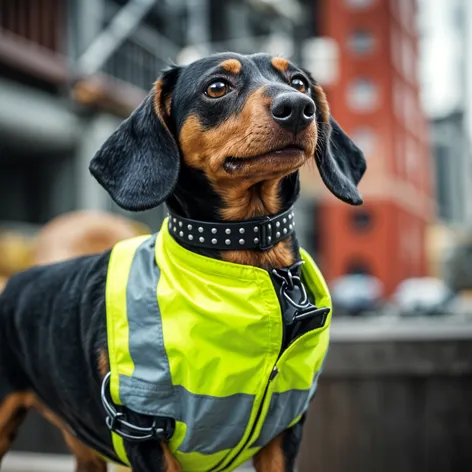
[101,372,174,442]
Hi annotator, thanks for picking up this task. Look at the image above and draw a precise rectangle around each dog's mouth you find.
[224,145,306,173]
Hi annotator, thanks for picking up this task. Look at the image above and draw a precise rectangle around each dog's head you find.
[90,52,366,216]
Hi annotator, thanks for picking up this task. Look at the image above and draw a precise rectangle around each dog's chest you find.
[102,230,332,470]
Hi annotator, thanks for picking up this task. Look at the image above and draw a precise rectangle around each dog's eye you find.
[205,80,230,98]
[290,77,307,93]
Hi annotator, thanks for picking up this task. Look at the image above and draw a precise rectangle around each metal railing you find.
[0,0,178,94]
[101,25,179,92]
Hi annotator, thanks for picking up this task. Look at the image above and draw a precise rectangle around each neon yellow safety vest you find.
[106,218,332,471]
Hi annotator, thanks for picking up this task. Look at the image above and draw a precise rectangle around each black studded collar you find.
[167,206,295,251]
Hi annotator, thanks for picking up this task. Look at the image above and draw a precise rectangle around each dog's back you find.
[0,210,144,467]
[0,253,106,396]
[0,251,119,464]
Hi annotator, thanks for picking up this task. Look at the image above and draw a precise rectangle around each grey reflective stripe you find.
[252,369,323,448]
[173,386,254,454]
[119,374,175,416]
[122,235,174,407]
[118,235,255,454]
[119,376,255,454]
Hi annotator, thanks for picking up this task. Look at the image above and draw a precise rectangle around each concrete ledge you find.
[330,315,472,342]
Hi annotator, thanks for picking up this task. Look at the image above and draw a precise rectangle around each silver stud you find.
[254,238,259,244]
[173,226,177,232]
[199,237,205,243]
[254,226,259,232]
[198,227,204,233]
[283,218,287,224]
[289,224,293,230]
[276,221,280,228]
[188,234,194,240]
[288,214,293,220]
[179,231,184,237]
[283,228,287,234]
[211,228,217,234]
[179,221,183,227]
[225,228,231,235]
[225,239,231,245]
[239,239,245,245]
[173,217,176,223]
[276,232,281,238]
[268,236,272,243]
[212,238,217,244]
[268,224,272,230]
[239,228,245,234]
[187,224,193,230]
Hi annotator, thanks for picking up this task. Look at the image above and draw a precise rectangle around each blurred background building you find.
[314,0,431,296]
[1,1,472,470]
[0,0,445,292]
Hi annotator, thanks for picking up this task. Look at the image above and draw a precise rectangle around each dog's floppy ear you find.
[303,70,366,205]
[89,67,181,211]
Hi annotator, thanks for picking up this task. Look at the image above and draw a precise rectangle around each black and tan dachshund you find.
[0,53,366,471]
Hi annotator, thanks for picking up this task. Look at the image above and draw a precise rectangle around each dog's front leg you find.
[125,441,180,472]
[253,434,285,472]
[253,416,306,472]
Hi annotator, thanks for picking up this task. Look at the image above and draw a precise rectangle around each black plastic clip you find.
[272,261,330,329]
[293,306,330,326]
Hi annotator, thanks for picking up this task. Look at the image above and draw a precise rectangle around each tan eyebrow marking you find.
[219,59,242,74]
[271,57,289,73]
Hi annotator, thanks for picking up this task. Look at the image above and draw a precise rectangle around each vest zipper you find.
[212,276,288,471]
[223,299,310,472]
[216,365,279,471]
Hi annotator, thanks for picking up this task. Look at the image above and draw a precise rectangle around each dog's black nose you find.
[271,93,315,134]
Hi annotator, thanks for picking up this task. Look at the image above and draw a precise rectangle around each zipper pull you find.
[269,366,279,381]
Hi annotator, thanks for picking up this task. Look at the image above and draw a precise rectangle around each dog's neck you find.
[166,169,300,270]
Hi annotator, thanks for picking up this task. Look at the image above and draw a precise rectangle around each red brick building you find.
[313,0,433,295]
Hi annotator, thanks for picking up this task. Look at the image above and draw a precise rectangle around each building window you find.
[351,210,374,231]
[351,126,376,157]
[345,0,375,9]
[348,30,376,55]
[301,37,339,86]
[347,78,379,112]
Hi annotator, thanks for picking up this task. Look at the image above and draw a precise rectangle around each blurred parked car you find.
[330,274,384,317]
[391,277,454,316]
